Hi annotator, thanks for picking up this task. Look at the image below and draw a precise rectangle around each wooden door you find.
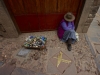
[4,0,84,32]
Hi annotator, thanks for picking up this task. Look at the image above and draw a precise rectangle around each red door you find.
[4,0,83,32]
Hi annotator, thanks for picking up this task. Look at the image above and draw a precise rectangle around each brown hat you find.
[64,12,75,22]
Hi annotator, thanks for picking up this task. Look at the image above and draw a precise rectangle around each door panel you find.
[15,15,30,32]
[28,14,39,32]
[46,14,64,30]
[58,0,80,13]
[45,0,57,13]
[71,0,81,12]
[36,0,46,14]
[38,14,46,30]
[4,0,83,32]
[23,0,37,14]
[8,0,25,15]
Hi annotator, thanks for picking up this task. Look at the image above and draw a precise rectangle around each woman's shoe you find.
[67,44,72,51]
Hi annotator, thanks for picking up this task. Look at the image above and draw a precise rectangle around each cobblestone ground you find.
[0,32,98,75]
[72,34,98,75]
[0,34,47,73]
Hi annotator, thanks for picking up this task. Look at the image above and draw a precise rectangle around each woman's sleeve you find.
[72,22,75,30]
[61,22,69,30]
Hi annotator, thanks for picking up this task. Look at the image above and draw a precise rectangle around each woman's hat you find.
[64,12,75,22]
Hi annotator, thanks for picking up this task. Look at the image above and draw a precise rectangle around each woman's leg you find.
[62,30,76,51]
[67,38,72,51]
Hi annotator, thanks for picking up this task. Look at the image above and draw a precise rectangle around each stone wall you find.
[77,0,100,33]
[0,0,18,37]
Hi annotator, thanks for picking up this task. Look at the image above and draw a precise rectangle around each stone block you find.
[88,14,95,18]
[11,67,47,75]
[98,0,100,5]
[90,37,100,43]
[77,71,97,75]
[94,44,100,54]
[84,34,96,56]
[0,62,16,75]
[37,73,47,75]
[94,55,100,72]
[47,49,77,75]
[50,51,72,74]
[92,0,99,6]
[86,18,93,23]
[97,33,100,37]
[17,48,31,57]
[0,30,9,37]
[84,23,90,26]
[11,67,35,75]
[93,0,100,6]
[90,6,99,14]
[82,26,89,33]
[76,0,94,33]
[7,30,19,38]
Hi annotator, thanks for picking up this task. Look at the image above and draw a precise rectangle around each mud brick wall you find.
[82,0,100,33]
[77,0,100,33]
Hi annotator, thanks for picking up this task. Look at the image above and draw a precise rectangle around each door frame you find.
[3,0,85,33]
[75,0,86,30]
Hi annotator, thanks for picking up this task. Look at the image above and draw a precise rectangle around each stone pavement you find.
[0,31,98,75]
[47,47,77,75]
[87,7,100,73]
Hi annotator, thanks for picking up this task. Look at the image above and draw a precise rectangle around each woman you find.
[57,12,76,51]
